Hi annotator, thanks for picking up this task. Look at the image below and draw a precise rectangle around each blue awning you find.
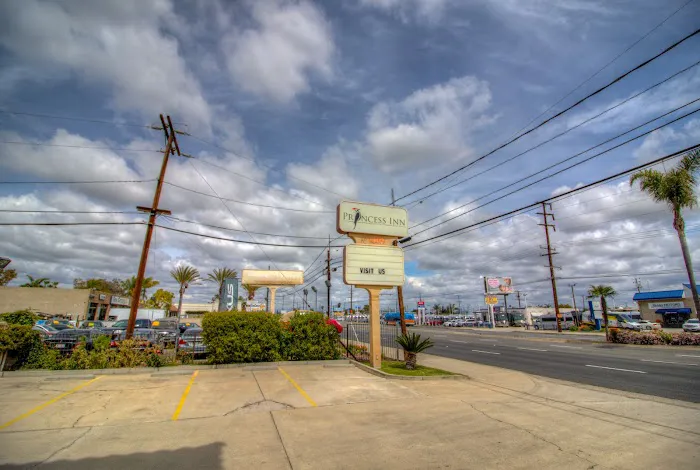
[655,308,692,314]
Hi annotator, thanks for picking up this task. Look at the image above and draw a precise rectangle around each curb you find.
[350,360,468,381]
[0,359,353,378]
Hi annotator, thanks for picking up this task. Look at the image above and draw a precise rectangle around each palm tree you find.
[432,304,441,315]
[206,267,237,300]
[588,285,617,341]
[242,283,259,301]
[170,265,200,318]
[631,149,700,318]
[20,275,58,288]
[121,276,160,305]
[396,333,434,370]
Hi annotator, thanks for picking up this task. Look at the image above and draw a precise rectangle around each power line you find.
[0,179,155,185]
[0,109,156,129]
[0,210,143,214]
[162,215,335,239]
[409,101,700,237]
[162,181,334,213]
[403,143,700,249]
[156,224,344,248]
[393,27,700,204]
[0,222,143,227]
[0,140,160,152]
[403,59,700,210]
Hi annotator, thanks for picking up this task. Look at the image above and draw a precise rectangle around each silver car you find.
[682,319,700,332]
[179,328,207,356]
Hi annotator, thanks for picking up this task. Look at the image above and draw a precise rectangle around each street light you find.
[311,286,318,311]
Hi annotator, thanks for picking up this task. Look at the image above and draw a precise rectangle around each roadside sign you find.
[337,201,408,238]
[343,244,405,287]
[485,296,498,305]
[417,301,425,306]
[241,269,303,286]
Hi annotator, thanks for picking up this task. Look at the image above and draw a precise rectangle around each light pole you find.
[570,284,578,325]
[311,286,318,311]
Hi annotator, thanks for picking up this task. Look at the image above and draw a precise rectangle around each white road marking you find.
[450,340,469,343]
[476,338,499,342]
[471,349,501,355]
[517,347,549,352]
[676,354,700,358]
[641,359,697,366]
[549,345,582,349]
[585,365,647,374]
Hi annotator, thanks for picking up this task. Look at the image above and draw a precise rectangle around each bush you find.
[0,310,38,326]
[607,329,700,346]
[202,311,283,364]
[282,312,340,361]
[568,325,579,332]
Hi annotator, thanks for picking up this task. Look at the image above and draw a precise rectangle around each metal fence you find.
[339,322,401,362]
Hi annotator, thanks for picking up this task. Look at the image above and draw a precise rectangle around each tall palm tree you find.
[242,283,259,301]
[170,266,200,319]
[206,267,237,300]
[20,275,58,288]
[631,149,700,319]
[588,285,617,341]
[121,276,160,305]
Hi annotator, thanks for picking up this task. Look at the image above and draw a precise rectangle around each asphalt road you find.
[403,327,700,402]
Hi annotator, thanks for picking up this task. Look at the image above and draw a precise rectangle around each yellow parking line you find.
[171,370,199,421]
[278,367,317,407]
[0,376,103,430]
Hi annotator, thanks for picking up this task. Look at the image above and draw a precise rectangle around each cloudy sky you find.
[1,0,699,312]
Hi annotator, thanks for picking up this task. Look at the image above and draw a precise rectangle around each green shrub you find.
[658,331,673,344]
[202,311,283,364]
[0,324,44,369]
[282,312,340,361]
[0,309,38,326]
[568,325,579,332]
[609,328,620,342]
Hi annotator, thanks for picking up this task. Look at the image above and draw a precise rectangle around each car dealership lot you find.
[0,361,698,469]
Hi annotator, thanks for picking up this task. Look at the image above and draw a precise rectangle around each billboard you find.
[218,278,239,312]
[336,201,408,238]
[241,269,303,286]
[485,277,513,295]
[343,244,405,287]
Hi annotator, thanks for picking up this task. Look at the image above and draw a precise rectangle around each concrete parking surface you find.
[0,359,699,469]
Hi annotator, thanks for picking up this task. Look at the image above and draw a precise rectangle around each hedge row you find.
[609,328,700,345]
[202,311,340,364]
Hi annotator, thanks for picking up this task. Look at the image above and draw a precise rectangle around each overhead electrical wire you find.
[0,109,157,129]
[0,179,156,185]
[162,215,336,240]
[403,143,700,249]
[409,102,700,237]
[0,222,143,227]
[0,140,160,152]
[402,59,700,209]
[0,210,143,214]
[162,181,333,213]
[393,27,700,204]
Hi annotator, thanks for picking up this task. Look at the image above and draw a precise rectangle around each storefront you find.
[633,289,694,327]
[87,293,131,321]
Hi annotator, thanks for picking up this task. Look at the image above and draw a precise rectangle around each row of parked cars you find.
[442,319,479,327]
[31,318,206,356]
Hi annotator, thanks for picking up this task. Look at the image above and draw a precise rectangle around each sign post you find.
[337,201,407,369]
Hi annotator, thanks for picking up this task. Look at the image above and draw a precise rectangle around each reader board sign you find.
[337,201,408,238]
[241,269,303,286]
[343,244,405,287]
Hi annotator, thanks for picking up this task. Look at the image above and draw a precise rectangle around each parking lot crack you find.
[32,426,92,467]
[72,395,112,427]
[467,403,600,468]
[225,400,294,416]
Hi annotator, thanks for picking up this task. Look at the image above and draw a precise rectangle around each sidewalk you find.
[0,358,697,469]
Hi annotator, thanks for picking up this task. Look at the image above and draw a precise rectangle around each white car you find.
[637,320,661,331]
[682,319,700,332]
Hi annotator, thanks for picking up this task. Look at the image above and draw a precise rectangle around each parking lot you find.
[1,359,699,469]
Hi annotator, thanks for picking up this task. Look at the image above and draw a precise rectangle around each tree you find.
[558,303,572,308]
[20,275,58,288]
[146,289,174,311]
[0,269,17,286]
[432,304,441,315]
[588,285,617,341]
[206,267,237,301]
[121,276,159,305]
[242,284,259,301]
[171,265,200,351]
[395,332,434,370]
[631,149,700,319]
[74,278,126,294]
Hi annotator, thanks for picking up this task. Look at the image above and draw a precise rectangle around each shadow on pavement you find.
[0,442,224,470]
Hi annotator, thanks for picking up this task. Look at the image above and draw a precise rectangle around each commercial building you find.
[0,287,89,320]
[633,283,698,327]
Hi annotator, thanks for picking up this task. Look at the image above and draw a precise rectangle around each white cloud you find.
[358,0,451,23]
[222,0,334,103]
[0,0,211,129]
[366,76,494,173]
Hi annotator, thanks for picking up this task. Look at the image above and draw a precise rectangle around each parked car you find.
[101,319,152,337]
[682,319,700,332]
[112,328,161,349]
[637,320,661,331]
[178,321,198,333]
[32,323,59,338]
[79,320,105,329]
[151,318,180,344]
[45,329,106,353]
[179,328,207,356]
[619,319,642,331]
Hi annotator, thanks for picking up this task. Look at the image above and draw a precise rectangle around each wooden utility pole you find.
[538,202,562,332]
[126,115,179,338]
[326,236,331,318]
[391,189,408,336]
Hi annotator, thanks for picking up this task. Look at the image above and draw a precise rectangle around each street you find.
[399,327,700,402]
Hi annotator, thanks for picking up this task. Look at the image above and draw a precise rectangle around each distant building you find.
[0,287,90,320]
[633,284,697,327]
